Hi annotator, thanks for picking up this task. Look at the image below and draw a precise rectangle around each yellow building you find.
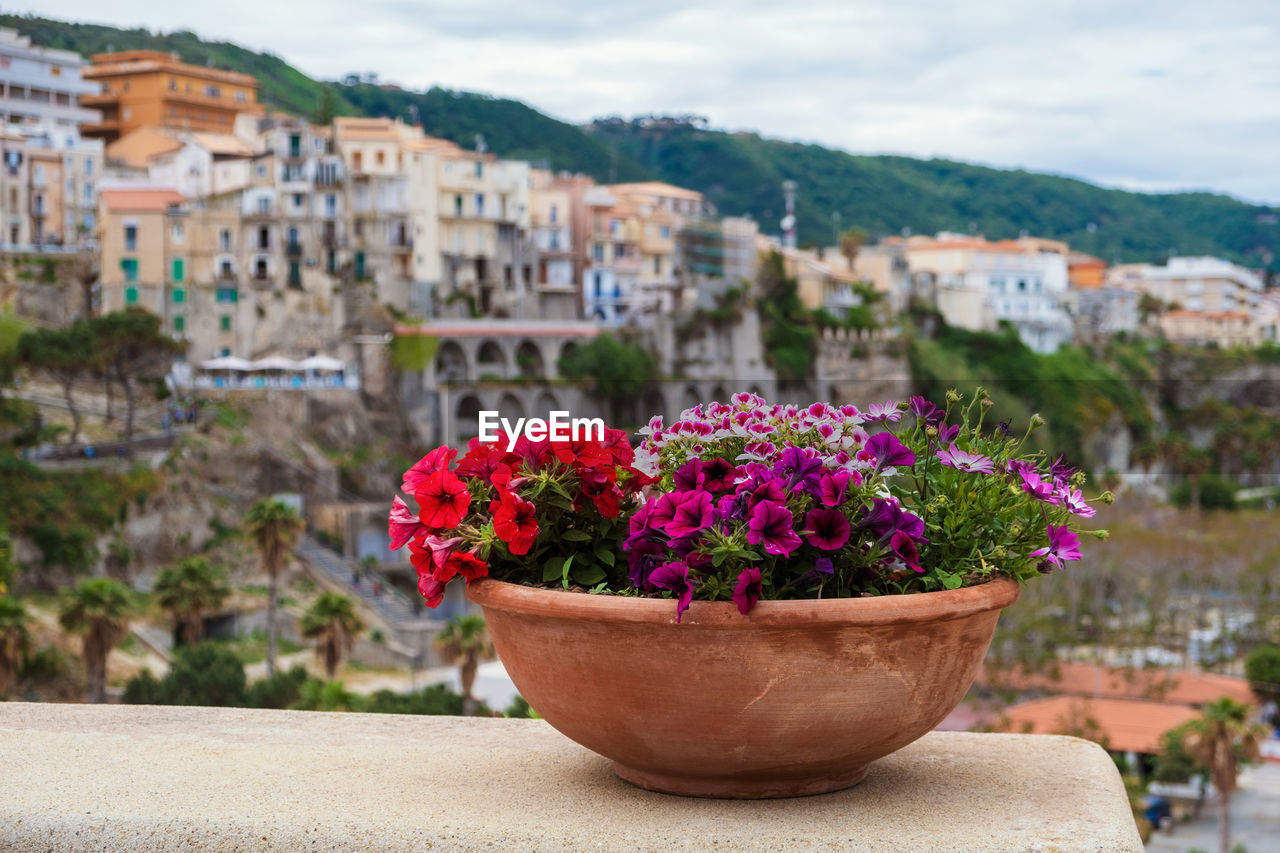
[27,148,64,246]
[98,187,186,323]
[81,50,260,143]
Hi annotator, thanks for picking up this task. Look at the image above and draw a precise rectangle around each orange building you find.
[80,50,260,143]
[1068,252,1108,289]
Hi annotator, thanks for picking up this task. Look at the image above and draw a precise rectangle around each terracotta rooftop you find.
[1162,310,1254,322]
[606,181,704,202]
[187,133,256,158]
[85,51,258,88]
[106,127,185,170]
[981,661,1255,707]
[100,188,185,213]
[1000,696,1199,754]
[908,239,1031,254]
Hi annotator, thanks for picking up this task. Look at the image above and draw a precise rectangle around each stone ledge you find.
[0,704,1142,852]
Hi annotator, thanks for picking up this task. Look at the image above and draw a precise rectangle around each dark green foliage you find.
[558,333,659,425]
[1170,475,1238,510]
[755,251,817,382]
[1151,721,1201,783]
[150,643,247,706]
[504,695,537,718]
[365,683,492,716]
[244,665,309,709]
[1244,646,1280,703]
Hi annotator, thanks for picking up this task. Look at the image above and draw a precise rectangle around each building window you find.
[325,194,337,217]
[205,85,221,98]
[220,315,232,332]
[122,258,138,282]
[475,194,484,217]
[235,91,246,103]
[255,259,268,278]
[257,196,270,215]
[216,288,238,303]
[258,226,270,249]
[169,77,177,91]
[355,252,366,279]
[125,286,138,304]
[614,244,626,260]
[660,225,670,239]
[220,260,234,279]
[124,224,137,251]
[288,134,301,158]
[84,159,93,177]
[289,262,301,287]
[550,204,558,224]
[292,192,303,208]
[287,226,299,248]
[654,256,661,275]
[326,251,336,273]
[257,164,267,177]
[592,244,604,262]
[172,260,184,284]
[375,150,385,166]
[475,161,483,178]
[171,222,183,243]
[173,315,185,333]
[220,229,231,251]
[454,195,463,217]
[352,151,363,171]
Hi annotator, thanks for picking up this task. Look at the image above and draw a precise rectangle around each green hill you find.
[6,12,1276,270]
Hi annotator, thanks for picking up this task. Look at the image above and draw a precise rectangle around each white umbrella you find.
[249,356,301,371]
[199,356,252,371]
[298,355,345,371]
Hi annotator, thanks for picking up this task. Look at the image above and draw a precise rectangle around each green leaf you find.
[573,563,607,586]
[595,548,616,567]
[542,557,564,583]
[562,529,592,542]
[939,572,963,590]
[561,554,574,589]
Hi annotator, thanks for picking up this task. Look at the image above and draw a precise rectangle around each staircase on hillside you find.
[294,534,421,627]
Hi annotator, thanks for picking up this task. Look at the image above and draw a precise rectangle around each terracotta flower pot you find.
[467,576,1020,799]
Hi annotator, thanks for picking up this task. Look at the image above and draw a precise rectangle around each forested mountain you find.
[6,12,1277,269]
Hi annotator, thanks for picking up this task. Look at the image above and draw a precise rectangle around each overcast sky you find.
[26,0,1280,205]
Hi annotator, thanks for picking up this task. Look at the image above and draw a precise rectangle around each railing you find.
[191,375,361,391]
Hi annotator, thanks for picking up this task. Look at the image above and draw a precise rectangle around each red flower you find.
[602,428,635,465]
[578,465,623,518]
[417,574,446,608]
[455,438,522,484]
[553,438,612,469]
[493,491,539,555]
[388,495,424,550]
[402,446,457,494]
[416,470,471,530]
[445,551,488,582]
[408,535,461,580]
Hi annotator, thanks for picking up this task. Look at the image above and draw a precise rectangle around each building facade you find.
[0,28,100,134]
[81,50,260,143]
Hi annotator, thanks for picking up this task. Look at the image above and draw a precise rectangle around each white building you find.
[0,28,100,135]
[1106,256,1263,314]
[905,236,1073,353]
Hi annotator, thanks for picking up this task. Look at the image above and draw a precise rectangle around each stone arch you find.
[455,393,483,441]
[498,392,525,423]
[515,340,545,379]
[436,340,468,384]
[642,388,666,423]
[748,384,765,399]
[533,390,562,417]
[476,339,506,380]
[559,340,581,373]
[681,384,702,414]
[710,384,729,404]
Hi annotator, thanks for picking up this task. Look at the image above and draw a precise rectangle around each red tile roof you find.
[981,661,1255,707]
[100,189,185,213]
[1001,696,1199,753]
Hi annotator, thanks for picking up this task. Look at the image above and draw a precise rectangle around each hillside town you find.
[2,22,1280,852]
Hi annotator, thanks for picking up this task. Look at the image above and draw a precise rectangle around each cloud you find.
[26,0,1280,203]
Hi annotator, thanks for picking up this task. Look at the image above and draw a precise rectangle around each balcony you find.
[0,704,1142,851]
[286,242,302,258]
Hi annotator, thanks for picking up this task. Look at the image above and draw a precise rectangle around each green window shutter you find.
[123,258,138,282]
[173,315,185,333]
[220,315,232,332]
[172,287,185,304]
[125,286,138,304]
[230,288,238,303]
[173,258,184,282]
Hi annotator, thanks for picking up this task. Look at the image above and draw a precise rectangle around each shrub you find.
[245,665,309,709]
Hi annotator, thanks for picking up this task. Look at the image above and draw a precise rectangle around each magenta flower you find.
[818,469,853,507]
[1048,456,1076,485]
[863,400,903,423]
[860,498,928,543]
[742,477,787,509]
[1056,486,1096,518]
[937,423,960,444]
[889,530,925,573]
[674,458,706,491]
[804,508,851,550]
[732,567,763,614]
[774,446,824,493]
[664,491,714,538]
[1017,468,1055,502]
[1030,524,1082,569]
[746,500,802,556]
[388,495,424,550]
[649,560,695,622]
[702,457,740,494]
[935,443,995,474]
[401,446,457,493]
[909,396,942,423]
[866,432,915,470]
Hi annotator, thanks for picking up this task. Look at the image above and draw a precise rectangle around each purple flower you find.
[804,508,851,550]
[746,500,803,556]
[889,530,925,573]
[627,545,663,589]
[1030,524,1082,570]
[647,491,683,531]
[674,458,705,491]
[1055,486,1096,518]
[1017,467,1055,502]
[860,498,927,543]
[909,396,942,424]
[731,567,763,615]
[773,446,824,494]
[715,492,747,523]
[818,469,853,507]
[649,560,696,622]
[866,432,915,471]
[937,423,960,444]
[863,400,904,423]
[741,476,786,509]
[664,491,714,538]
[795,556,835,589]
[935,443,996,474]
[1048,456,1075,485]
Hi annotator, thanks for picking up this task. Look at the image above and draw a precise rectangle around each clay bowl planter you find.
[466,576,1020,799]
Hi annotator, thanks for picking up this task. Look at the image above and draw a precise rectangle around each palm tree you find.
[434,614,494,716]
[1180,697,1264,853]
[154,556,231,646]
[0,595,32,699]
[58,578,134,704]
[300,593,364,680]
[244,499,304,677]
